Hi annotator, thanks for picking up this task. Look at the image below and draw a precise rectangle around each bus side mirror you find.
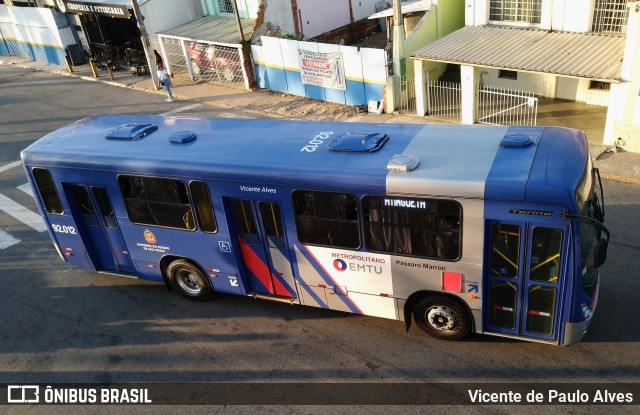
[594,238,608,268]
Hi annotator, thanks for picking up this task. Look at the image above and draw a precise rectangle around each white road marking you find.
[0,193,47,232]
[17,183,34,198]
[158,103,202,116]
[0,229,20,250]
[0,160,22,174]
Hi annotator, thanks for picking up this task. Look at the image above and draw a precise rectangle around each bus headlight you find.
[581,303,593,320]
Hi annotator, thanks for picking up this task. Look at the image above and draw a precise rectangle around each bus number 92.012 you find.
[52,224,77,235]
[300,131,333,152]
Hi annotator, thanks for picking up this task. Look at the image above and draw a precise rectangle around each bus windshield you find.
[574,158,607,291]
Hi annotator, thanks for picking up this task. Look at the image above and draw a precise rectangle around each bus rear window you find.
[32,168,63,214]
[293,190,360,249]
[118,175,195,230]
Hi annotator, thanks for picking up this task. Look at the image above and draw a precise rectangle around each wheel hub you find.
[178,271,201,294]
[426,306,457,331]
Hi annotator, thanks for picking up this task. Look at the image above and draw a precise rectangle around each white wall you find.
[141,0,203,35]
[2,5,64,47]
[297,0,351,38]
[352,0,389,21]
[480,68,557,97]
[256,0,296,36]
[466,0,594,32]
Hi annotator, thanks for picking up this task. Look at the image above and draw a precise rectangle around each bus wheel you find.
[413,296,470,341]
[167,260,212,301]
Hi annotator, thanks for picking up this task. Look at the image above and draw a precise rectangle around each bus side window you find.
[292,190,360,249]
[32,168,63,214]
[362,196,461,260]
[189,181,217,233]
[118,175,195,230]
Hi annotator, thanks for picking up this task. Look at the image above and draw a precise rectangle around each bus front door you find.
[228,198,297,298]
[65,184,135,274]
[485,222,565,342]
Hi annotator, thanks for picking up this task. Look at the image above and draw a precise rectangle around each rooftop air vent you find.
[169,131,197,144]
[327,132,388,152]
[387,154,420,172]
[500,134,534,148]
[105,123,158,140]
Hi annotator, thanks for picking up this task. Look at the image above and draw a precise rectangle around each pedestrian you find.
[154,50,173,102]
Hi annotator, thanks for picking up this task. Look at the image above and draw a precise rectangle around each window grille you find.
[218,0,234,13]
[589,81,611,90]
[499,70,518,80]
[592,0,628,35]
[489,0,542,24]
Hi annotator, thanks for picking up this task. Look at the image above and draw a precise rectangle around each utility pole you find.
[231,0,245,42]
[131,0,159,89]
[392,0,406,76]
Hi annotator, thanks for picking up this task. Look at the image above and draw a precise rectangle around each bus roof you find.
[21,114,588,207]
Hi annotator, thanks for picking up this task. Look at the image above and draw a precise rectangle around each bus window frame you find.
[117,174,196,232]
[188,180,218,234]
[32,167,64,215]
[361,194,462,261]
[291,189,361,250]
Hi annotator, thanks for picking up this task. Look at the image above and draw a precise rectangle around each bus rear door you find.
[64,184,135,274]
[227,198,297,298]
[485,221,566,342]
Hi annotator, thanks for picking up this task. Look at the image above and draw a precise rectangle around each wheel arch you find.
[403,290,475,334]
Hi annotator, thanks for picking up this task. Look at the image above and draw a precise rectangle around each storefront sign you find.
[297,48,346,91]
[57,0,129,18]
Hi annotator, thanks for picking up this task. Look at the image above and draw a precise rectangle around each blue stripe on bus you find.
[295,244,362,314]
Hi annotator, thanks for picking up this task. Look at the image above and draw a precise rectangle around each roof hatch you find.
[327,132,388,152]
[169,131,197,144]
[105,123,158,140]
[387,154,420,172]
[500,134,534,148]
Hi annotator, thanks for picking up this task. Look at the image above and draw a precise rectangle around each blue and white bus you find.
[21,115,609,345]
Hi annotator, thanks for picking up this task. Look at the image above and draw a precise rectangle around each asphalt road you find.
[1,64,639,414]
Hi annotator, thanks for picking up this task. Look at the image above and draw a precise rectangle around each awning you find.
[368,0,432,19]
[412,25,626,81]
[158,16,255,46]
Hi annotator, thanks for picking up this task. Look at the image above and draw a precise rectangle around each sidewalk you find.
[2,55,639,184]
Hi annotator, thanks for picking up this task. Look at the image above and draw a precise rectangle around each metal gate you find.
[478,86,538,126]
[427,81,462,120]
[155,34,248,89]
[394,74,416,111]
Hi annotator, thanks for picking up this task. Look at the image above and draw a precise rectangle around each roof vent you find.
[327,132,388,152]
[500,134,534,148]
[169,131,197,144]
[105,123,158,140]
[387,154,420,172]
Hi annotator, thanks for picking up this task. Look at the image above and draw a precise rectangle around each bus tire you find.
[413,295,471,341]
[167,260,212,301]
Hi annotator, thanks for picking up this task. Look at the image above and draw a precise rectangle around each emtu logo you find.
[333,259,347,272]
